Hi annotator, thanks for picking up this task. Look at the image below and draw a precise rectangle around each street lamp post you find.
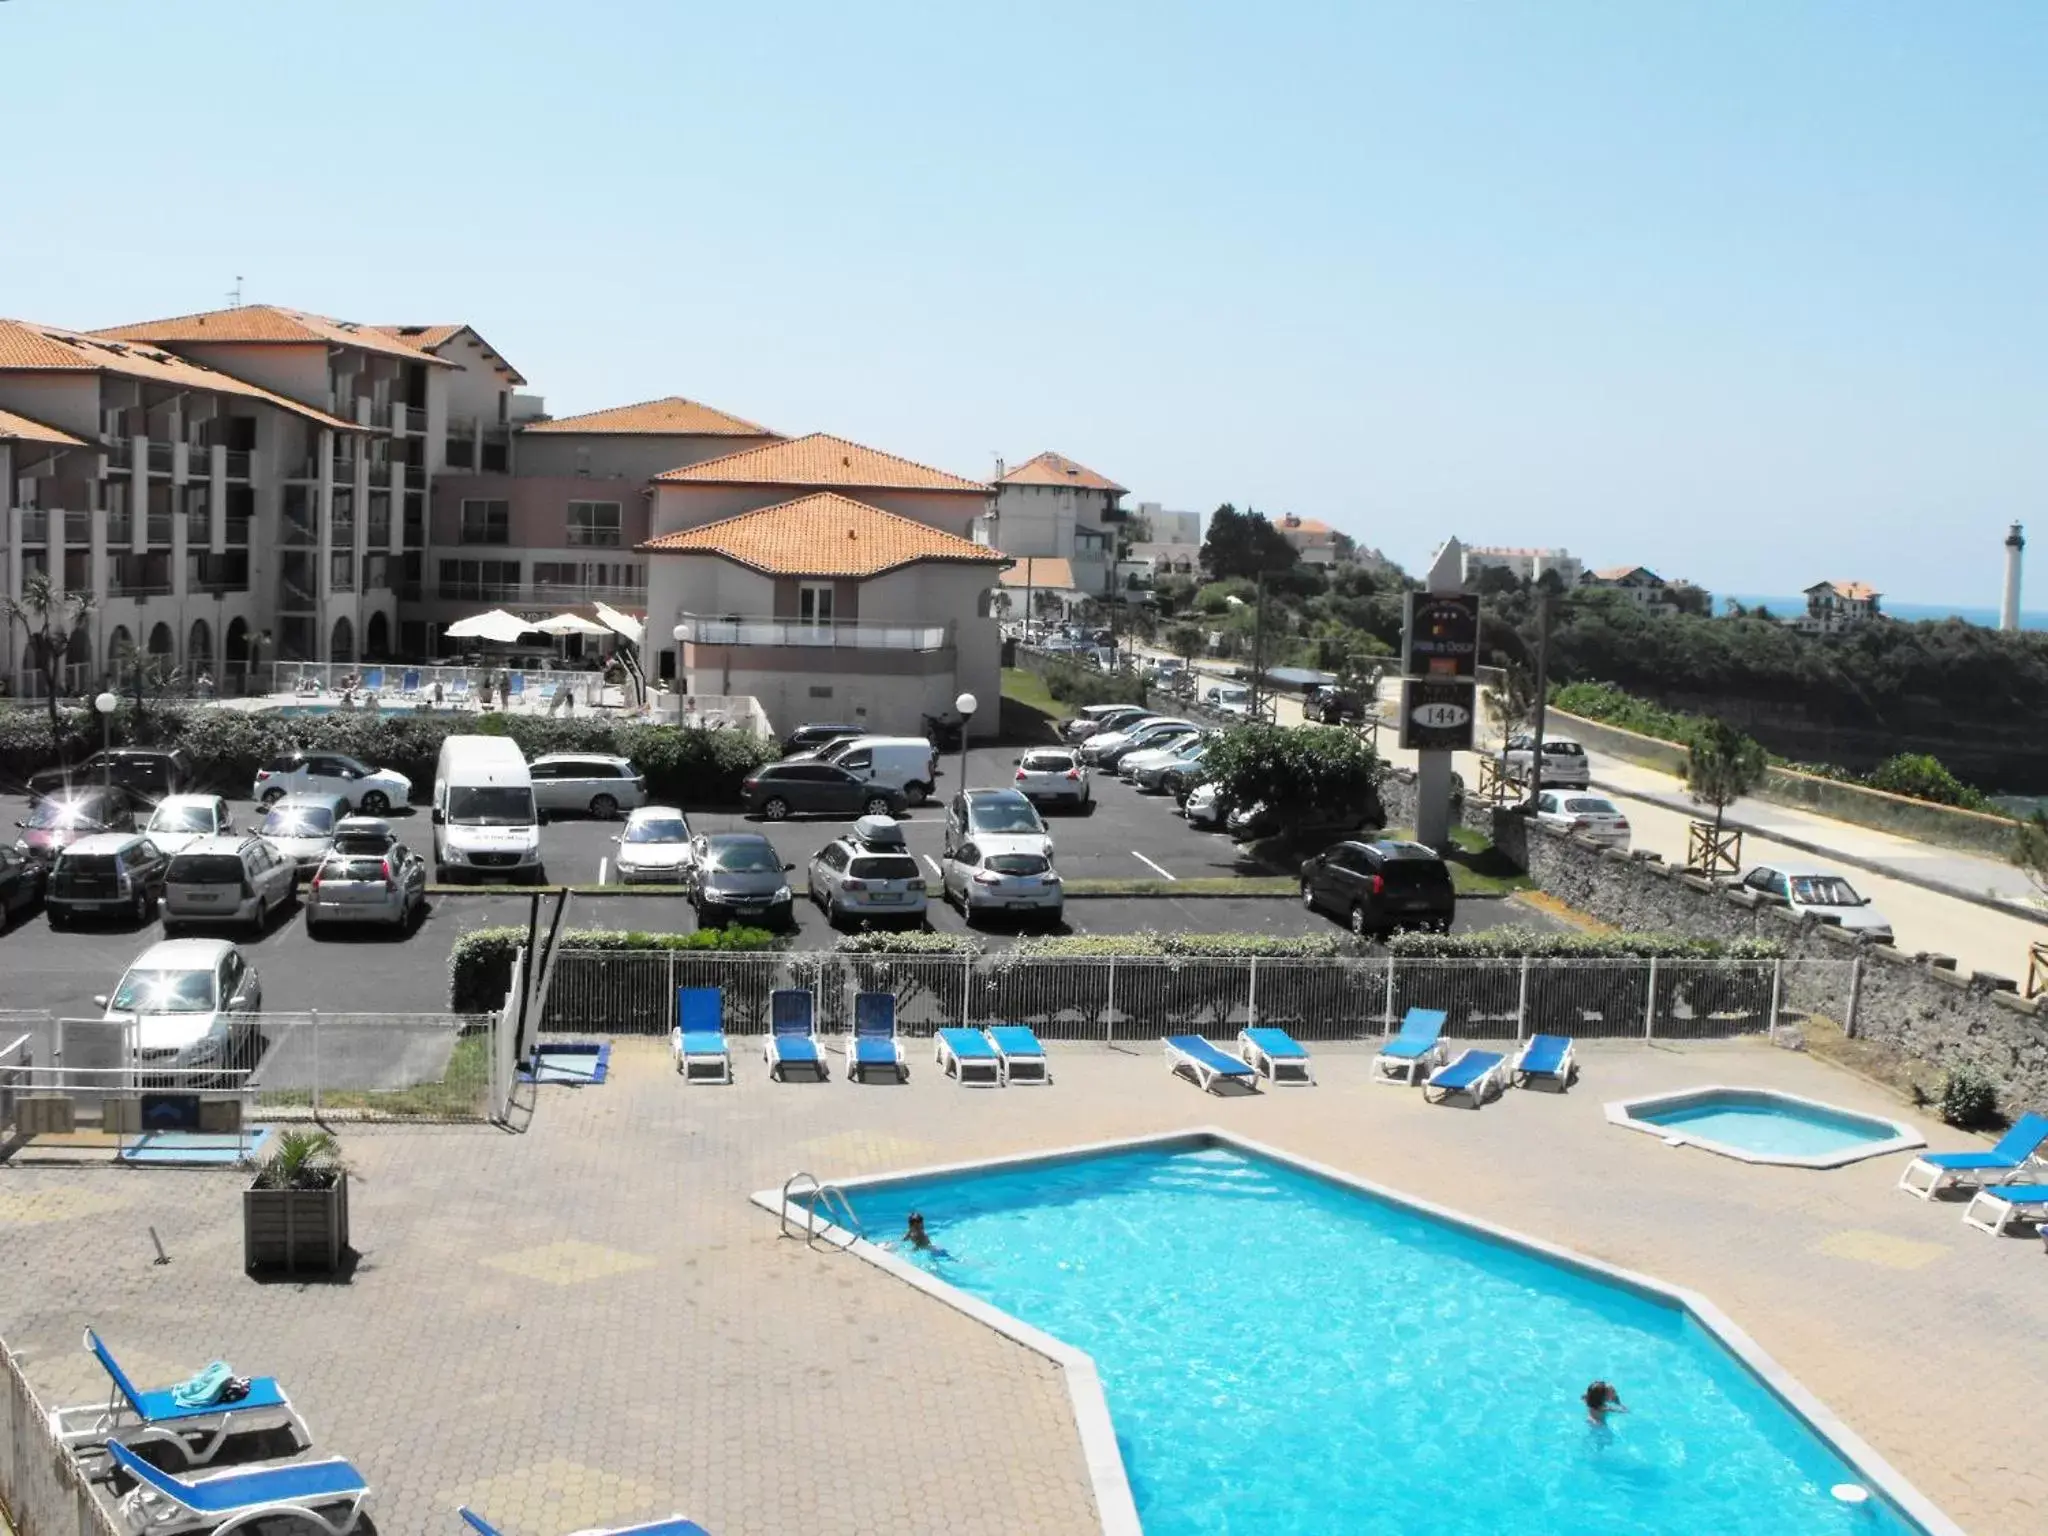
[954,690,977,797]
[94,691,119,785]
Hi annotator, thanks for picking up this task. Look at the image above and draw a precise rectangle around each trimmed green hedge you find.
[0,703,776,808]
[1002,931,1361,960]
[1386,927,1784,960]
[449,924,779,1012]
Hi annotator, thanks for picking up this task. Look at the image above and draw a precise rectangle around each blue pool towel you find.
[170,1361,232,1409]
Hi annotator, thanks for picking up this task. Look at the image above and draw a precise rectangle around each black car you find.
[687,832,797,929]
[27,748,191,808]
[782,722,866,757]
[1305,686,1367,724]
[46,833,172,928]
[0,844,45,929]
[741,761,906,821]
[1299,839,1456,937]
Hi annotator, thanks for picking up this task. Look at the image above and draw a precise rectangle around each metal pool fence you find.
[535,951,1861,1043]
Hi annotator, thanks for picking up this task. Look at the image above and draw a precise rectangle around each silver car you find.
[807,831,927,930]
[1532,791,1632,849]
[99,938,263,1083]
[1739,864,1894,942]
[612,807,694,885]
[942,843,1063,927]
[305,833,427,934]
[257,794,348,872]
[530,753,646,819]
[161,835,299,935]
[142,794,235,856]
[1012,748,1091,810]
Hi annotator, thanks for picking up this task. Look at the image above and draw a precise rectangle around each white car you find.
[611,806,695,884]
[943,789,1054,861]
[1739,864,1894,942]
[253,750,412,814]
[1183,780,1228,829]
[1080,716,1198,767]
[98,938,263,1079]
[941,844,1063,926]
[1012,748,1091,810]
[1503,736,1590,790]
[1206,684,1251,715]
[1531,791,1632,849]
[142,795,235,856]
[1062,704,1148,742]
[1117,730,1204,783]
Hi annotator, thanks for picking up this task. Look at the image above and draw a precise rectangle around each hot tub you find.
[1606,1086,1925,1168]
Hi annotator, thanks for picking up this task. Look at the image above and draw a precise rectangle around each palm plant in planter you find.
[243,1129,351,1274]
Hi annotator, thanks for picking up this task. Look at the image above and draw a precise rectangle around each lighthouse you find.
[2002,523,2025,632]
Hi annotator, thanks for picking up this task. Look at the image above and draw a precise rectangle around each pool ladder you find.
[781,1171,864,1250]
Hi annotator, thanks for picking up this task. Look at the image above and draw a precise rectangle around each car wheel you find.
[588,793,619,820]
[261,787,287,806]
[862,795,894,818]
[1349,904,1367,937]
[762,797,791,821]
[826,899,845,931]
[357,790,390,815]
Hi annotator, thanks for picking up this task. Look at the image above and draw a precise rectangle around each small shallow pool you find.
[774,1134,1948,1536]
[1607,1087,1924,1168]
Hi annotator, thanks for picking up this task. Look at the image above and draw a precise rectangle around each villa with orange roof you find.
[987,451,1128,600]
[1797,579,1883,635]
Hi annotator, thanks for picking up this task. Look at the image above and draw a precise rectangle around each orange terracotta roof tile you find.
[997,556,1078,590]
[95,305,456,366]
[1278,514,1334,535]
[654,432,987,493]
[996,451,1126,493]
[369,324,529,385]
[0,319,365,433]
[0,405,86,447]
[1806,580,1881,601]
[639,492,1009,579]
[523,395,774,437]
[1590,565,1660,582]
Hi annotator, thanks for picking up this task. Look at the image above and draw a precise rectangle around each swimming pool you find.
[771,1133,1952,1536]
[1607,1087,1924,1168]
[260,703,452,718]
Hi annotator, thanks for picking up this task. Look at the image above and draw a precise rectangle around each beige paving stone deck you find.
[2,1035,2045,1535]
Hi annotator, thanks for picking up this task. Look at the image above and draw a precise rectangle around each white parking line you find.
[597,857,610,886]
[924,855,944,879]
[1132,851,1176,881]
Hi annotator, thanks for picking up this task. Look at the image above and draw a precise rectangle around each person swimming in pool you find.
[1584,1381,1628,1426]
[904,1212,934,1250]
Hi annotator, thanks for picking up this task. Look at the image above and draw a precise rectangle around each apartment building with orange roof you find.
[985,451,1128,598]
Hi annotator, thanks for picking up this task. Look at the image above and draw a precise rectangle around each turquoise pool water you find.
[1633,1092,1902,1159]
[262,704,448,718]
[838,1144,1925,1536]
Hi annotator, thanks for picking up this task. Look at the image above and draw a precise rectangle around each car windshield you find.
[168,855,246,883]
[149,804,215,833]
[1790,876,1861,906]
[330,856,390,881]
[109,967,215,1014]
[264,807,334,836]
[1564,798,1618,815]
[625,818,689,845]
[27,800,102,829]
[850,855,919,880]
[704,842,781,874]
[970,799,1043,833]
[448,786,536,825]
[1020,753,1074,772]
[987,853,1050,876]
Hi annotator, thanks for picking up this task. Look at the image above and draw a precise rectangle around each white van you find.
[433,735,544,883]
[811,735,942,806]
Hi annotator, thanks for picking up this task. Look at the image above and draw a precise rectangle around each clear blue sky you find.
[4,1,2043,605]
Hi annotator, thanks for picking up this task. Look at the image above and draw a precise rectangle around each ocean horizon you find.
[1719,593,2048,632]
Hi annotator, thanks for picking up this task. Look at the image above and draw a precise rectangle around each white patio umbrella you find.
[442,609,536,643]
[592,601,645,645]
[533,612,609,637]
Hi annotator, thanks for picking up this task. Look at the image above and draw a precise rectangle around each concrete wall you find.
[1517,815,2048,1110]
[517,432,778,482]
[430,474,652,548]
[1548,708,2022,859]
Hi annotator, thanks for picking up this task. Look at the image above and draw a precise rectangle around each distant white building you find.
[1794,580,1881,635]
[1462,545,1583,587]
[1580,565,1669,607]
[1134,502,1204,546]
[1274,513,1340,566]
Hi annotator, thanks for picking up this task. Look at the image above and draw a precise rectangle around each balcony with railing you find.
[107,511,134,545]
[145,441,174,475]
[103,438,134,471]
[188,550,250,594]
[224,449,251,481]
[17,510,48,544]
[63,510,92,545]
[673,616,948,651]
[110,552,172,597]
[400,404,427,434]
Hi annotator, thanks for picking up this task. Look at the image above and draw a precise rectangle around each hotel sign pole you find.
[1402,543,1479,850]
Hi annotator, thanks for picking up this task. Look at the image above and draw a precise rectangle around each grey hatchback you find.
[740,761,905,821]
[686,832,795,929]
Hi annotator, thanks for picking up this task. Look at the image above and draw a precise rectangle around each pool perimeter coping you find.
[751,1125,1964,1536]
[1604,1084,1928,1169]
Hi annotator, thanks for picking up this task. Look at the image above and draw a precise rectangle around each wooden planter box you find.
[243,1173,350,1274]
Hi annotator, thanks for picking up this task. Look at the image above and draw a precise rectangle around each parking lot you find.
[0,746,1544,1018]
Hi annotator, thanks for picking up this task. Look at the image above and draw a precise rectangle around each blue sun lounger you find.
[1511,1033,1575,1091]
[986,1025,1050,1084]
[52,1328,306,1466]
[360,667,384,693]
[762,989,825,1080]
[108,1439,370,1536]
[1961,1181,2048,1236]
[935,1027,1003,1085]
[1375,1008,1448,1085]
[1899,1110,2048,1200]
[1166,1035,1258,1094]
[1424,1048,1508,1107]
[671,986,731,1083]
[460,1507,710,1536]
[1237,1026,1315,1085]
[848,992,907,1083]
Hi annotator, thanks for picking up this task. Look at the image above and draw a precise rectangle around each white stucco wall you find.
[518,432,779,483]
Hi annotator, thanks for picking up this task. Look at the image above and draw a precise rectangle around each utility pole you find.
[1526,588,1551,807]
[1246,570,1270,722]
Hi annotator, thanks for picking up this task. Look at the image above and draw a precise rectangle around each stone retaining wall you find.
[1520,816,2048,1110]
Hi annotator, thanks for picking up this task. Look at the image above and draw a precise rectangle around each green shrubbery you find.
[0,704,776,808]
[1039,661,1148,710]
[1548,680,1709,747]
[1386,927,1784,960]
[1937,1065,1999,1130]
[448,924,779,1012]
